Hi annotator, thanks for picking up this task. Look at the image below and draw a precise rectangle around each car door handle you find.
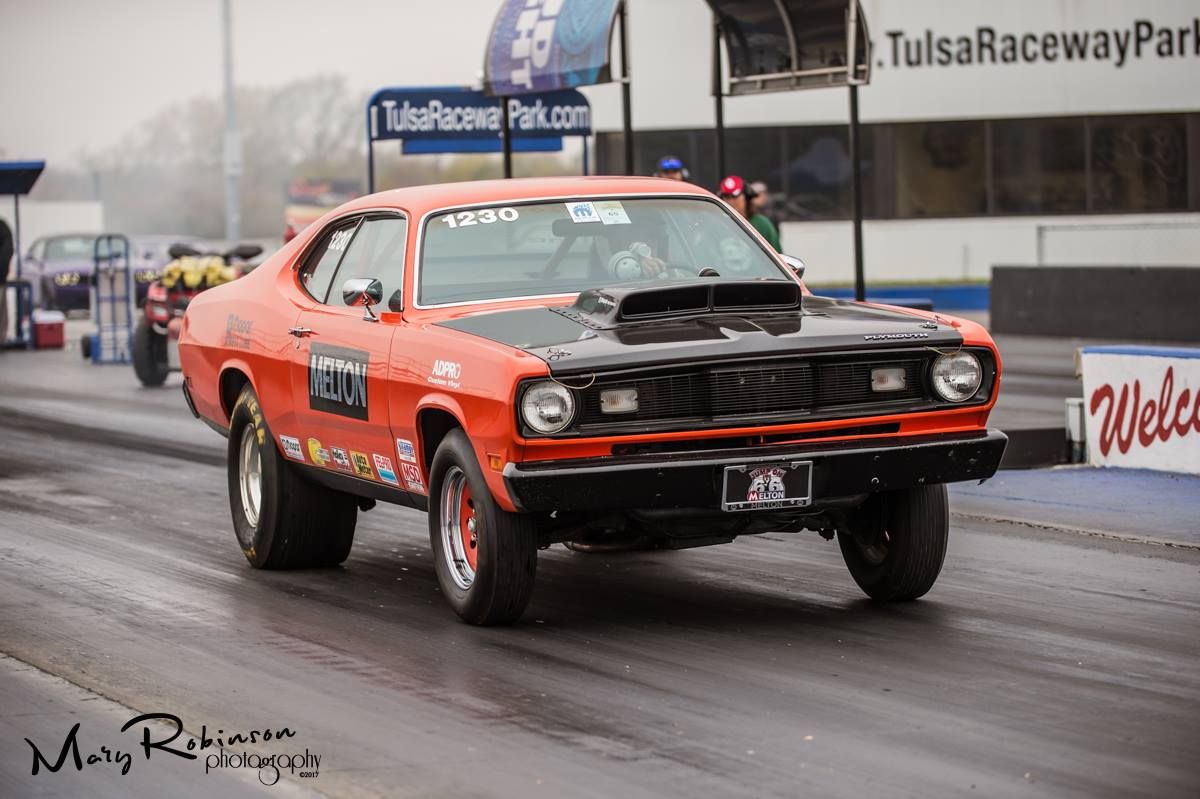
[287,327,315,338]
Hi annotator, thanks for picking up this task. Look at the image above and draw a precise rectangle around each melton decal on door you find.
[308,343,370,420]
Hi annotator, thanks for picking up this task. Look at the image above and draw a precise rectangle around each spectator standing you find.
[654,156,687,181]
[0,218,13,347]
[719,175,782,253]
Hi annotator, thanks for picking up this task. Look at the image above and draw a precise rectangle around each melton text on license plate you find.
[721,461,813,512]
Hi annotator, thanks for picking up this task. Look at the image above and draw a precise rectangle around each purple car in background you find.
[24,233,198,311]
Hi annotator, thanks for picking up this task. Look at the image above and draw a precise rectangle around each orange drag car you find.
[179,177,1006,625]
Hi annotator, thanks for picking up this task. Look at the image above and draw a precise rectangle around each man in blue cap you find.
[654,155,687,182]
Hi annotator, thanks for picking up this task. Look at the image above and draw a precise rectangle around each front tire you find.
[428,429,537,625]
[227,385,357,569]
[132,317,170,386]
[837,485,948,601]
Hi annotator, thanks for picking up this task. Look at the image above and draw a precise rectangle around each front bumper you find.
[503,429,1008,513]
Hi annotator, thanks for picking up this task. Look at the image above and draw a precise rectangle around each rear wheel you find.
[428,429,537,625]
[132,317,170,386]
[227,385,357,569]
[837,484,948,601]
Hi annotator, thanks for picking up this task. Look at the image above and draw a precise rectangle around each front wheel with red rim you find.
[428,429,537,625]
[439,465,478,589]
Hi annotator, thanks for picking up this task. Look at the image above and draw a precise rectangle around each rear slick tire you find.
[428,429,537,625]
[227,385,357,569]
[837,484,949,601]
[132,317,170,386]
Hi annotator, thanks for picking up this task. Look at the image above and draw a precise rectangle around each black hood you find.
[436,293,962,374]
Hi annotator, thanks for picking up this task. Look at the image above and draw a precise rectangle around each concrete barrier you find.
[991,266,1200,341]
[1079,346,1200,476]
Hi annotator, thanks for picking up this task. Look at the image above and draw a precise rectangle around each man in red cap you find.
[719,175,782,253]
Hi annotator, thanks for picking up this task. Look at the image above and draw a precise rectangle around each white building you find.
[586,0,1200,284]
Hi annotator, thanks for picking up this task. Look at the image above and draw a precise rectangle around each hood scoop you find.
[555,280,801,330]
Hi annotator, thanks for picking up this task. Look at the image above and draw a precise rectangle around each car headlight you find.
[521,381,576,434]
[931,351,982,402]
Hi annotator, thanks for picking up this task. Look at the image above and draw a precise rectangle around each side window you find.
[330,217,408,309]
[299,219,359,302]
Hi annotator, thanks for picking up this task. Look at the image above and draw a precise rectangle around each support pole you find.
[501,96,514,179]
[713,19,726,180]
[849,83,865,302]
[220,0,241,244]
[367,140,375,194]
[13,195,21,279]
[618,2,634,175]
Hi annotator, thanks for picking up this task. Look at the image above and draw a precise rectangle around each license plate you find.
[721,461,813,512]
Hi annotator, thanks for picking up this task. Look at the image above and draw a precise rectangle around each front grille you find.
[576,354,929,430]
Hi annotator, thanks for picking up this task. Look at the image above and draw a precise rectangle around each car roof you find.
[340,176,714,217]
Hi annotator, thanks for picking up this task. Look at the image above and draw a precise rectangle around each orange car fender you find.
[393,325,548,511]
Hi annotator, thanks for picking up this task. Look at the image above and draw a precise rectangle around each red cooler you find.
[32,309,66,349]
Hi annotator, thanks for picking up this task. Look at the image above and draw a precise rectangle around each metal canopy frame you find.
[0,160,46,280]
[708,1,871,299]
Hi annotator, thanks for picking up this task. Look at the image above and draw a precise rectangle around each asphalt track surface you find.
[2,346,1199,798]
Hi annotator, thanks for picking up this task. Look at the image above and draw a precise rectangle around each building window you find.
[1090,115,1188,212]
[992,118,1087,214]
[598,113,1192,220]
[782,126,875,221]
[893,121,987,217]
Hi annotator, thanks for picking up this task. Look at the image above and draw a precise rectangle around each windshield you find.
[44,236,96,261]
[418,197,787,306]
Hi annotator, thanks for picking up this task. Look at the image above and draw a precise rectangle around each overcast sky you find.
[0,0,511,165]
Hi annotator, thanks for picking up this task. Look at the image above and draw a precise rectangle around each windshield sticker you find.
[565,201,601,223]
[594,201,631,226]
[441,207,519,229]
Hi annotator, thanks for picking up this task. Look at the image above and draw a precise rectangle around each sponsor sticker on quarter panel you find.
[280,435,305,461]
[565,201,600,223]
[399,462,425,492]
[330,447,353,472]
[307,438,330,467]
[396,438,417,464]
[350,451,374,479]
[427,359,463,389]
[594,201,631,226]
[308,343,370,420]
[373,454,400,486]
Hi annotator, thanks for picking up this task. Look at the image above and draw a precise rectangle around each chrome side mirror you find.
[342,277,383,322]
[781,254,806,281]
